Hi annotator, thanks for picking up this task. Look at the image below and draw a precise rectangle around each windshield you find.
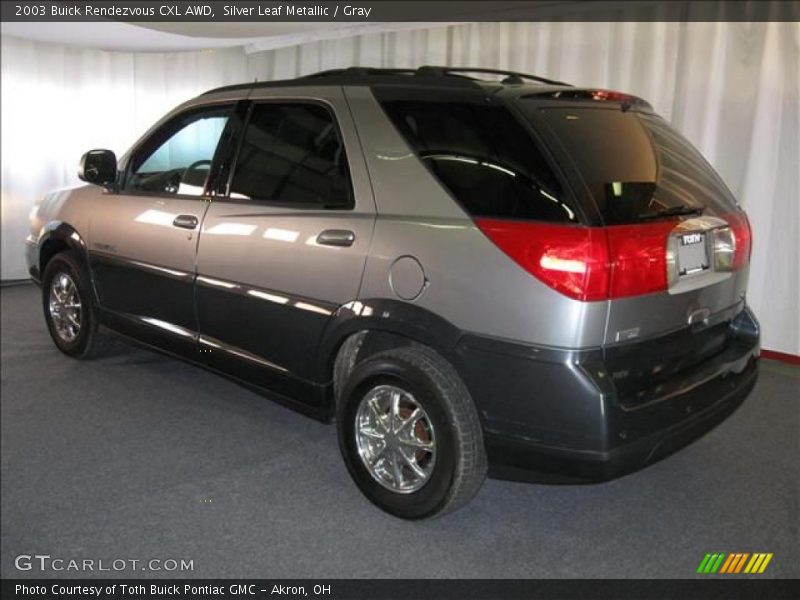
[526,107,737,225]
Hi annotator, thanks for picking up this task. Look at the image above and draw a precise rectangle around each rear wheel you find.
[337,345,486,519]
[42,252,106,359]
[354,383,437,494]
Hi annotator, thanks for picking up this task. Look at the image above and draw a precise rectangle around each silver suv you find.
[26,67,760,519]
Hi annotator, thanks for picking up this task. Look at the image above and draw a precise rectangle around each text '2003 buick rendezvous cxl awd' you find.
[27,67,759,519]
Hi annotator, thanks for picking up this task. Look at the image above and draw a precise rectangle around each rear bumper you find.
[483,359,756,482]
[454,305,760,482]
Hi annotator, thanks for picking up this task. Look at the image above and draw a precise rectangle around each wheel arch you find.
[38,222,95,295]
[318,299,465,402]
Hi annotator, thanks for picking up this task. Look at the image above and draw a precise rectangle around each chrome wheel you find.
[48,272,82,342]
[355,384,436,494]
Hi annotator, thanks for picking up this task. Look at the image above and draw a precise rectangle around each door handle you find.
[173,215,198,230]
[316,229,355,247]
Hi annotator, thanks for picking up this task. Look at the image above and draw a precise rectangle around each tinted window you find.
[375,89,577,223]
[127,106,230,196]
[228,103,351,207]
[530,107,737,224]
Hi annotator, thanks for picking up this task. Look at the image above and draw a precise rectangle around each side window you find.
[375,90,577,223]
[126,106,231,197]
[227,103,352,208]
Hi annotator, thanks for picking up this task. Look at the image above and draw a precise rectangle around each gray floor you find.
[1,283,797,579]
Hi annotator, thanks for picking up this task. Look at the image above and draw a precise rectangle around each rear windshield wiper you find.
[638,206,704,220]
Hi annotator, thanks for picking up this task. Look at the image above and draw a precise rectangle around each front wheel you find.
[42,251,106,359]
[337,345,487,519]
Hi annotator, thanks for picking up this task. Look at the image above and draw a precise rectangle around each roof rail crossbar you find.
[203,66,571,96]
[303,67,418,79]
[421,67,572,87]
[304,66,570,86]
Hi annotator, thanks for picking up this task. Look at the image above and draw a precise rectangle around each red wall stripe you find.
[761,349,800,366]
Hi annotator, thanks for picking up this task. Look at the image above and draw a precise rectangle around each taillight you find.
[606,222,677,297]
[475,218,677,301]
[474,219,609,301]
[726,211,752,269]
[476,215,751,301]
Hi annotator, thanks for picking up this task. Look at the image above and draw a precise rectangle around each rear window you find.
[374,88,579,223]
[528,107,737,225]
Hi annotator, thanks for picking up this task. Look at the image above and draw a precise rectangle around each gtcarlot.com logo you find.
[14,554,194,572]
[697,552,773,574]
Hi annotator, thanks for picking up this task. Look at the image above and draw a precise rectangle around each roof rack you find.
[303,66,572,87]
[204,66,572,95]
[302,67,418,78]
[414,66,571,86]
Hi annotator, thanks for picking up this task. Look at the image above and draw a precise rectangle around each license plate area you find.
[677,232,709,277]
[667,216,733,294]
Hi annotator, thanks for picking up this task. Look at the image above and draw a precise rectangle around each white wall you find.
[1,22,798,354]
[0,37,248,287]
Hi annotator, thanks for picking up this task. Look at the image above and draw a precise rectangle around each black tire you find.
[337,344,487,519]
[41,251,107,359]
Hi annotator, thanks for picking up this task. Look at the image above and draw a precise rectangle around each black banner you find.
[1,1,798,23]
[3,579,800,600]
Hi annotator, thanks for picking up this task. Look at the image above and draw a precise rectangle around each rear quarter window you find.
[373,88,579,223]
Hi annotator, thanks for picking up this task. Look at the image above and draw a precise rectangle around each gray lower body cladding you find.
[454,306,760,482]
[28,230,762,481]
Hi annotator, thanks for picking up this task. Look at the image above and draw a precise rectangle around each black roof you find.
[203,66,573,95]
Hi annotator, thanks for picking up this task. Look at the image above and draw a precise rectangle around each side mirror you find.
[78,149,117,188]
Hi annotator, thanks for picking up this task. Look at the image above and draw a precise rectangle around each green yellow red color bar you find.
[697,553,773,574]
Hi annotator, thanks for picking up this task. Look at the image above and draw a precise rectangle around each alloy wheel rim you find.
[48,272,82,342]
[354,384,436,494]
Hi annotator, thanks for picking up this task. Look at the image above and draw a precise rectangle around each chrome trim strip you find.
[194,273,336,315]
[88,251,193,281]
[198,335,289,373]
[114,310,197,339]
